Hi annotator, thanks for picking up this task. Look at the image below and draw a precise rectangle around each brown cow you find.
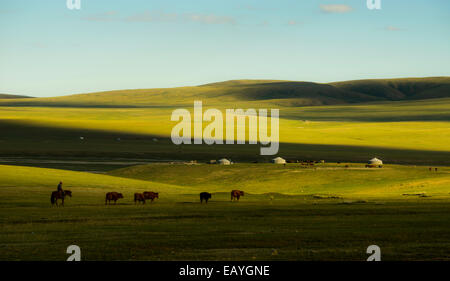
[105,192,123,205]
[134,193,146,204]
[143,191,159,202]
[231,190,244,201]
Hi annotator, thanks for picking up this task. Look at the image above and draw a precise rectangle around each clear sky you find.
[0,0,449,97]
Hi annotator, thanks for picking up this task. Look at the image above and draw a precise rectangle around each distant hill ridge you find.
[0,93,33,99]
[0,77,448,107]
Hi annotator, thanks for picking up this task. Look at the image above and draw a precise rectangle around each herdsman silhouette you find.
[57,181,64,196]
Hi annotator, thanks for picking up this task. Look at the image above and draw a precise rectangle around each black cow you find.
[200,192,212,204]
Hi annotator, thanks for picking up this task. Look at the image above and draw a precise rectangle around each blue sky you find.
[0,0,449,97]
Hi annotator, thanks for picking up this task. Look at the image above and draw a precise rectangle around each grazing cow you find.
[429,167,432,171]
[435,168,438,172]
[143,191,159,202]
[200,192,212,204]
[134,193,146,204]
[105,192,123,205]
[231,190,245,201]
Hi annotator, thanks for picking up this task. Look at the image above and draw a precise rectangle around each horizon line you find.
[1,75,449,98]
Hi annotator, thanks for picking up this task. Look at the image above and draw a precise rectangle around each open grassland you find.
[0,97,449,165]
[0,78,449,164]
[0,164,449,261]
[1,104,449,151]
[0,78,449,261]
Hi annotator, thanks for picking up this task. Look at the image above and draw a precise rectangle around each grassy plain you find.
[0,164,449,261]
[0,78,449,163]
[0,97,449,165]
[0,78,449,261]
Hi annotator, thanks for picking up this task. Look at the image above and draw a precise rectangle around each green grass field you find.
[0,79,449,159]
[0,78,449,261]
[0,97,449,165]
[0,164,449,261]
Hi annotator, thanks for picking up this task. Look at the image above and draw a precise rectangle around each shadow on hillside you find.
[0,119,449,168]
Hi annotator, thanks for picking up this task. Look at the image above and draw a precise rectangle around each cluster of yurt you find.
[208,156,381,167]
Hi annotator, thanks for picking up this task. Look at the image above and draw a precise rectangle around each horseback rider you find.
[57,181,64,197]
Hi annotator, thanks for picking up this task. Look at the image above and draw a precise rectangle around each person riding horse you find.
[51,182,71,206]
[57,181,64,197]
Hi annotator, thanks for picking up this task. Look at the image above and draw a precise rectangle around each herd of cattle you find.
[105,191,159,205]
[103,189,245,205]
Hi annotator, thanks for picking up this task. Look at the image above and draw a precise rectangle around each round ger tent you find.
[218,158,231,165]
[369,158,383,165]
[272,157,286,164]
[367,158,383,167]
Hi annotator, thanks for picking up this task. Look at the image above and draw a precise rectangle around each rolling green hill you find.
[0,164,187,197]
[0,93,33,99]
[0,77,448,107]
[331,77,450,100]
[108,163,450,198]
[0,77,448,165]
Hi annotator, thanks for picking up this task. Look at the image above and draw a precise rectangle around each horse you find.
[231,190,244,201]
[51,190,72,207]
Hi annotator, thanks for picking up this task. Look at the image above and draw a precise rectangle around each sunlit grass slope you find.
[0,165,189,205]
[0,78,448,164]
[0,98,449,153]
[0,163,449,203]
[109,163,450,199]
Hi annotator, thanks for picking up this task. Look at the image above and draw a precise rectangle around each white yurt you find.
[368,158,383,166]
[218,158,231,165]
[271,157,286,164]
